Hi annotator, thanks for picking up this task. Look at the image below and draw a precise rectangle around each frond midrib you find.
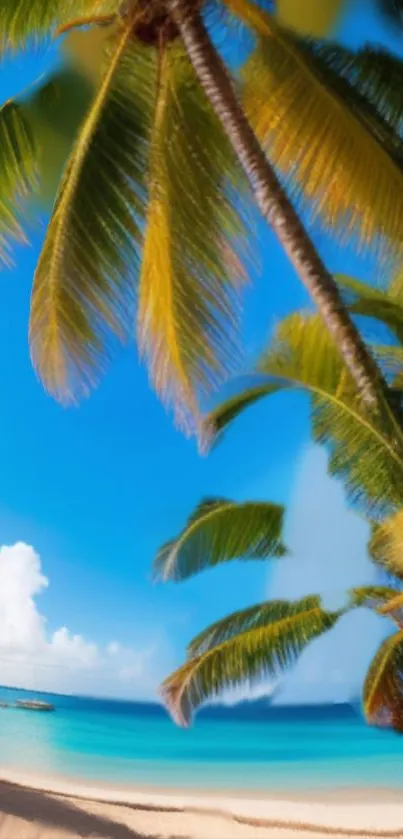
[40,21,132,350]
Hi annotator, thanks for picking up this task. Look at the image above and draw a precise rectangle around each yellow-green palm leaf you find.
[338,275,403,345]
[369,511,403,581]
[0,63,99,264]
[137,47,248,434]
[0,100,35,263]
[240,10,403,256]
[349,585,401,610]
[363,631,403,731]
[154,497,286,582]
[275,0,345,36]
[24,67,97,207]
[29,34,248,426]
[0,0,118,51]
[161,595,340,726]
[29,28,152,403]
[207,313,403,516]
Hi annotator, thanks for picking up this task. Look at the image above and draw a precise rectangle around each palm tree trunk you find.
[168,0,392,413]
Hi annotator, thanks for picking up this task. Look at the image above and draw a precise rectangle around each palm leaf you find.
[238,8,403,256]
[153,497,286,582]
[29,27,152,403]
[349,585,400,610]
[0,64,98,263]
[0,100,35,263]
[187,596,331,658]
[161,595,340,725]
[338,275,403,345]
[61,21,119,86]
[24,67,96,207]
[275,0,345,36]
[208,313,403,516]
[369,511,403,580]
[137,46,248,434]
[0,0,118,51]
[363,631,403,731]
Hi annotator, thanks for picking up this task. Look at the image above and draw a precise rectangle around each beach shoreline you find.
[1,767,403,838]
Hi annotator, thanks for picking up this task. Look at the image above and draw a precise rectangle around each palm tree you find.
[155,494,403,732]
[4,1,403,432]
[154,281,403,726]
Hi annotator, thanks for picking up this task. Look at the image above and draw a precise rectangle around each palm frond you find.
[153,497,286,582]
[0,100,35,263]
[137,46,248,434]
[275,0,345,36]
[24,67,96,207]
[207,313,403,516]
[61,21,119,86]
[349,585,400,610]
[238,8,403,257]
[369,511,403,580]
[187,596,329,658]
[338,275,403,345]
[161,595,340,726]
[378,593,403,615]
[0,0,117,51]
[377,0,403,28]
[363,631,403,731]
[205,381,280,444]
[29,28,152,403]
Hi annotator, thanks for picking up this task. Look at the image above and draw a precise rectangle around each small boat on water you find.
[15,699,55,712]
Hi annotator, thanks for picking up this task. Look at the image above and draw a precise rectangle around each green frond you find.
[338,275,403,344]
[0,99,35,263]
[161,595,340,726]
[24,67,97,208]
[369,511,403,580]
[61,21,120,86]
[0,0,118,52]
[349,585,400,610]
[153,497,286,582]
[187,596,331,658]
[240,12,403,257]
[0,63,98,264]
[207,313,403,516]
[137,46,248,435]
[29,29,152,403]
[363,631,403,731]
[275,0,345,37]
[205,382,280,444]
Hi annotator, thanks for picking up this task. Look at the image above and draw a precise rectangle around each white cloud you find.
[269,445,388,705]
[0,542,173,699]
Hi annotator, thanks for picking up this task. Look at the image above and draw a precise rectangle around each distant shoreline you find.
[1,767,403,838]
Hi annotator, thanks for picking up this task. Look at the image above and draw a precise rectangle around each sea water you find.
[1,687,403,792]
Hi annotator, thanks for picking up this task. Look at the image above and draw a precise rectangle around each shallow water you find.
[1,687,402,791]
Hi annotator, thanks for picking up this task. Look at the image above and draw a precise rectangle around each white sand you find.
[1,767,403,838]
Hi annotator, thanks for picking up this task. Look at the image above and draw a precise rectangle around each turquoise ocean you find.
[1,687,403,792]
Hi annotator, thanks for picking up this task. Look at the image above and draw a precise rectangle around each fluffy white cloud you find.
[0,542,173,699]
[269,445,388,705]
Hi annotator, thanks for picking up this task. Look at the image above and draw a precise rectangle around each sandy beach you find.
[1,770,403,839]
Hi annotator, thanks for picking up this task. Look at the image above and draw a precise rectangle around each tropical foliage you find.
[155,280,403,727]
[154,490,403,729]
[4,1,403,435]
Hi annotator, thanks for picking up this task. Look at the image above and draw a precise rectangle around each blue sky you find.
[0,0,398,702]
